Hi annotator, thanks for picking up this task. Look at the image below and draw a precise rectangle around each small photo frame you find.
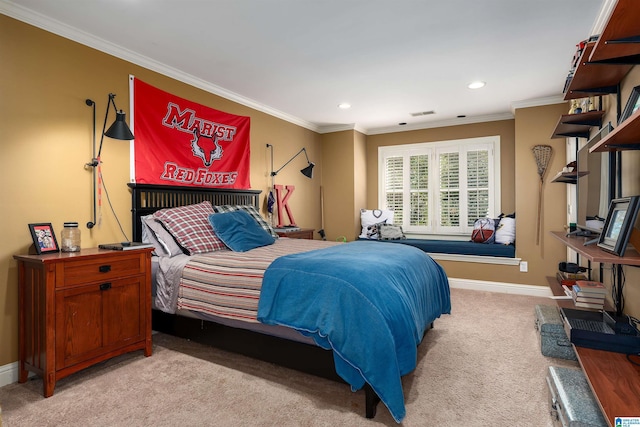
[28,223,59,254]
[620,85,640,124]
[597,196,640,256]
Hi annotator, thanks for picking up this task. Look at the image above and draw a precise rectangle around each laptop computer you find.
[561,307,640,354]
[98,242,155,251]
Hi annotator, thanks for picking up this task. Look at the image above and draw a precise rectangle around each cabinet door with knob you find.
[55,276,146,370]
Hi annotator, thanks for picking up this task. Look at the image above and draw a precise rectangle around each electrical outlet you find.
[520,261,528,272]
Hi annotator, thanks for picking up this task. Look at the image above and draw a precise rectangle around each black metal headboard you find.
[128,183,261,242]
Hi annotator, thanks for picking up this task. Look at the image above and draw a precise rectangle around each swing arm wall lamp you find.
[85,93,134,229]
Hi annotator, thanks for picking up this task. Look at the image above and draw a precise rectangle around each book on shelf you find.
[573,280,606,295]
[570,286,605,309]
[571,288,605,303]
[556,271,587,287]
[574,300,605,309]
[557,271,588,280]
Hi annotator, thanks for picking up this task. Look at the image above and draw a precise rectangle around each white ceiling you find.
[2,0,609,135]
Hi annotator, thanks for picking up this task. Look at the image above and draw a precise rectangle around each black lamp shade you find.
[104,111,134,140]
[300,162,315,178]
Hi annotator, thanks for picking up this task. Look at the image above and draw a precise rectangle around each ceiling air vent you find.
[410,110,435,117]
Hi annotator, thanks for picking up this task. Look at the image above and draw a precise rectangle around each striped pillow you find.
[212,204,278,238]
[153,201,226,255]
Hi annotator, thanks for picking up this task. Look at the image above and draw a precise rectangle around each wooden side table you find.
[276,228,314,240]
[14,247,153,397]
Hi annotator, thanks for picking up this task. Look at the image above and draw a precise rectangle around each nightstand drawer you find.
[58,254,144,287]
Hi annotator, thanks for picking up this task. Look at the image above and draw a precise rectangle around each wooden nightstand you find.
[13,247,153,397]
[276,228,314,239]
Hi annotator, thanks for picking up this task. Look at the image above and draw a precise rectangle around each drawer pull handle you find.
[100,282,112,291]
[99,265,111,273]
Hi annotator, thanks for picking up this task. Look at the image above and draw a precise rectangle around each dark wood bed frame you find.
[128,183,382,418]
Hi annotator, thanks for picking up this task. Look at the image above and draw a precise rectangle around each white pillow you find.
[360,209,394,239]
[142,215,185,257]
[495,217,515,245]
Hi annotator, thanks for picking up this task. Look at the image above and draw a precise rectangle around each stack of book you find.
[571,280,606,309]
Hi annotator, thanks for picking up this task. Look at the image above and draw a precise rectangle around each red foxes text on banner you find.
[132,78,251,189]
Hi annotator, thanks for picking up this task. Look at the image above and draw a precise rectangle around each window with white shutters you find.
[378,136,500,236]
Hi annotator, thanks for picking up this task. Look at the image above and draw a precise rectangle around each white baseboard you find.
[0,361,21,389]
[448,277,553,297]
[0,279,551,389]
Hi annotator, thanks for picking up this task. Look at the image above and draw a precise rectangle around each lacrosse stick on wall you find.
[532,145,553,245]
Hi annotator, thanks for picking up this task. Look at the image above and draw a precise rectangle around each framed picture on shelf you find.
[28,223,59,254]
[620,85,640,124]
[597,196,640,256]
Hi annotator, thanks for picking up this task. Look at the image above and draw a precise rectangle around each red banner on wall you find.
[132,78,251,188]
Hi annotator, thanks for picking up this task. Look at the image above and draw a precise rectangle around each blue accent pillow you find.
[208,210,275,252]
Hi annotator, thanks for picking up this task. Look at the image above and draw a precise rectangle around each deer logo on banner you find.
[191,128,222,167]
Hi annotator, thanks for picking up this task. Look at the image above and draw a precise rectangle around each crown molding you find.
[0,1,321,133]
[316,123,372,135]
[511,95,566,113]
[365,113,515,136]
[590,0,616,37]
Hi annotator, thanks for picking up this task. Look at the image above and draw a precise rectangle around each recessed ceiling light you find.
[338,103,351,109]
[468,81,486,89]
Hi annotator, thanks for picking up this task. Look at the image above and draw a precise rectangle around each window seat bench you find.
[364,238,516,258]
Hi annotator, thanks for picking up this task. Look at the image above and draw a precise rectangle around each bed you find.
[129,183,451,422]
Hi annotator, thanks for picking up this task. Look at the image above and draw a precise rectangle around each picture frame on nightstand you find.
[28,223,59,254]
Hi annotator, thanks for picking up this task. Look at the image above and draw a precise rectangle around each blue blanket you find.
[257,240,451,422]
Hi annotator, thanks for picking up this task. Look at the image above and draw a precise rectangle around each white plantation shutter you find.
[385,156,404,224]
[379,137,499,236]
[466,149,490,226]
[438,151,460,228]
[409,154,429,226]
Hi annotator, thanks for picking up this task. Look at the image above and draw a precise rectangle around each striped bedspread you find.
[178,238,339,322]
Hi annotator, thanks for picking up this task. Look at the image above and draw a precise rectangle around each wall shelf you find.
[563,42,632,100]
[564,0,640,100]
[550,170,588,184]
[550,111,606,139]
[551,231,640,265]
[590,107,640,152]
[589,0,640,64]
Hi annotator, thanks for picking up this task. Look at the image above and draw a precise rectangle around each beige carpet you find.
[0,288,579,426]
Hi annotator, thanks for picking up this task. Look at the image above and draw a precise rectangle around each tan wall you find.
[353,131,368,239]
[320,130,357,241]
[515,103,571,287]
[0,16,323,366]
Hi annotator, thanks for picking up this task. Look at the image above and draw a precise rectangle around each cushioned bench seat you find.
[366,238,516,258]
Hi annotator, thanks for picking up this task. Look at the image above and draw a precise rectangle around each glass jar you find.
[61,222,81,252]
